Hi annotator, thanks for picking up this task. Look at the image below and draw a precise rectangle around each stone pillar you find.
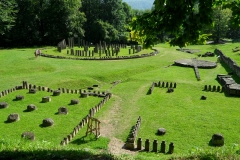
[213,85,216,92]
[161,141,166,153]
[162,82,165,88]
[174,82,177,88]
[208,85,212,91]
[145,139,150,152]
[153,139,158,152]
[60,140,66,146]
[168,142,174,154]
[204,85,208,91]
[137,138,142,150]
[217,86,221,92]
[158,81,161,87]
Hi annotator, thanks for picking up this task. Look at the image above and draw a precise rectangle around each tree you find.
[202,7,232,43]
[132,0,240,48]
[0,0,86,47]
[81,0,131,44]
[0,0,17,35]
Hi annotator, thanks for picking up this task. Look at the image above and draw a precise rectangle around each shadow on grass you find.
[219,61,240,83]
[0,149,114,160]
[71,135,98,145]
[146,88,152,95]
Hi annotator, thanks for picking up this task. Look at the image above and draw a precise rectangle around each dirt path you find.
[100,84,149,156]
[100,95,136,155]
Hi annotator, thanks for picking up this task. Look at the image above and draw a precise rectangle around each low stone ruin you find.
[217,74,240,96]
[27,104,37,111]
[174,59,217,69]
[42,96,51,103]
[0,102,8,109]
[167,88,174,93]
[7,113,20,122]
[42,118,54,127]
[80,92,88,98]
[29,88,37,94]
[16,95,24,100]
[71,99,79,105]
[53,90,61,96]
[211,133,224,146]
[58,106,68,114]
[21,132,35,141]
[201,52,215,57]
[232,47,240,52]
[200,95,207,100]
[157,128,166,135]
[176,48,200,54]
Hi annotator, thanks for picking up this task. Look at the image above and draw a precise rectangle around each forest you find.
[0,0,240,48]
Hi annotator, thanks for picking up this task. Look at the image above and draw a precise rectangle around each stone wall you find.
[125,116,141,150]
[215,49,240,78]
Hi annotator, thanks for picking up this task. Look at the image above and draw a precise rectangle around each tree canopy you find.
[0,0,17,35]
[131,0,240,48]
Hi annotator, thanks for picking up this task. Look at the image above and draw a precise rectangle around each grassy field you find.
[1,43,240,159]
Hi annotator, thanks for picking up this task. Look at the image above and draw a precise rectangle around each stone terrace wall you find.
[215,49,240,78]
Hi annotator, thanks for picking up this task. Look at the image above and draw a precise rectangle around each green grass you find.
[0,89,103,144]
[1,43,240,159]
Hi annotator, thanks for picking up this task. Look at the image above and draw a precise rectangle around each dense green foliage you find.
[81,0,132,44]
[0,0,86,47]
[132,0,240,48]
[0,0,17,35]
